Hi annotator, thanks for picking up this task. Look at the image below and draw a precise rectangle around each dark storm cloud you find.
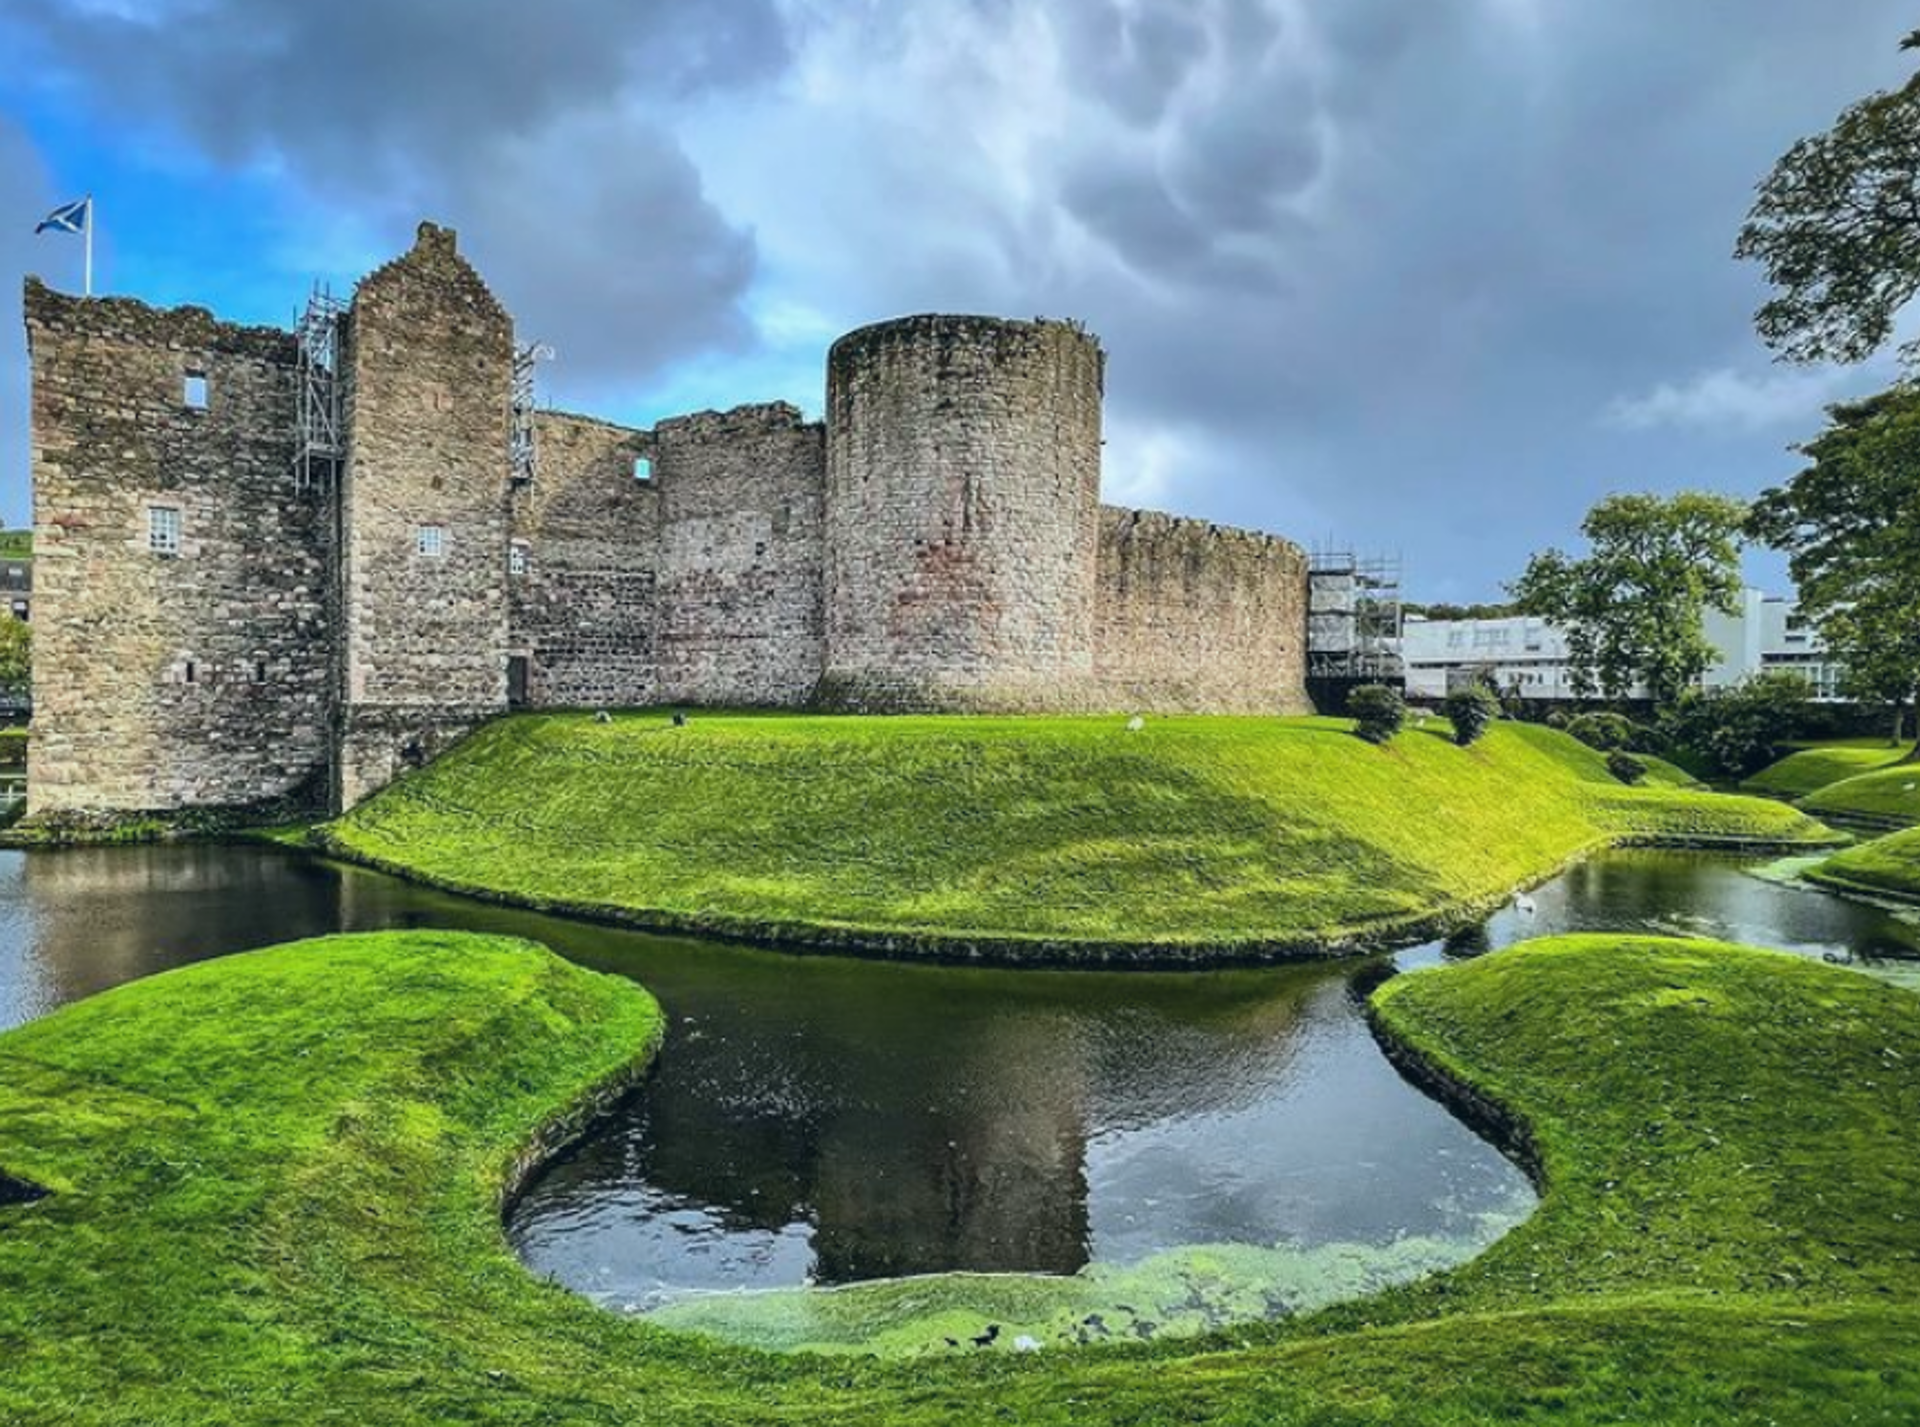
[7,0,1920,590]
[0,0,787,392]
[762,0,1917,590]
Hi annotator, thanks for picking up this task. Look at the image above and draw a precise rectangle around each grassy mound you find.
[320,714,1834,961]
[1801,761,1920,829]
[4,932,1919,1422]
[1741,739,1912,798]
[1810,824,1920,901]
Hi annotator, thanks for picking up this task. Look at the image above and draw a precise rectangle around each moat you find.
[2,844,1915,1333]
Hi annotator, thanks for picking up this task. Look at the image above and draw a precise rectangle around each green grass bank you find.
[3,931,1919,1422]
[1810,823,1920,902]
[1800,761,1920,830]
[1740,738,1913,799]
[319,713,1835,963]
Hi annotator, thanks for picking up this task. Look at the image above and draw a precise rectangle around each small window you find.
[252,660,268,684]
[184,372,209,410]
[183,660,197,685]
[633,456,653,482]
[148,506,182,556]
[416,525,446,559]
[509,542,529,577]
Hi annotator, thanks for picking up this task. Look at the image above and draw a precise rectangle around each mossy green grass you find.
[1741,738,1913,799]
[320,713,1835,962]
[4,930,1920,1422]
[1800,761,1920,829]
[1810,823,1920,902]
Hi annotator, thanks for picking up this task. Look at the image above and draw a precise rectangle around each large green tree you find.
[1737,29,1920,364]
[1749,386,1920,749]
[1510,493,1748,709]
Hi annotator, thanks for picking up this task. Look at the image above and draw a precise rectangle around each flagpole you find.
[84,195,93,298]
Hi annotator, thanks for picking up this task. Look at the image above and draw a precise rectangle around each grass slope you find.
[321,714,1834,961]
[1741,739,1912,799]
[1801,761,1920,830]
[3,932,1919,1423]
[1810,824,1920,901]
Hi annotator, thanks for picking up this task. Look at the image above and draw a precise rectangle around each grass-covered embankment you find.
[1800,761,1920,830]
[3,931,1919,1422]
[1741,739,1912,799]
[319,713,1835,961]
[1810,823,1920,902]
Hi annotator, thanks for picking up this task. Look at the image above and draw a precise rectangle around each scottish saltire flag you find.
[36,198,90,235]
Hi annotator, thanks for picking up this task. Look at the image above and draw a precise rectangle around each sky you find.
[1,0,1915,600]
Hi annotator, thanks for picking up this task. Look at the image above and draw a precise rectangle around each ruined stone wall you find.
[336,223,513,807]
[654,403,826,706]
[1094,507,1310,715]
[819,315,1105,712]
[23,280,332,816]
[509,411,660,707]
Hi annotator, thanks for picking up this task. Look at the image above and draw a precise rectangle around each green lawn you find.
[1810,823,1920,901]
[319,714,1834,961]
[1741,739,1913,799]
[3,930,1918,1423]
[1801,761,1920,829]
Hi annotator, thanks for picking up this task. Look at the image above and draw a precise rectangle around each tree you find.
[0,615,27,692]
[1348,685,1405,745]
[1510,493,1748,709]
[1658,672,1816,781]
[1442,685,1500,746]
[1748,386,1920,750]
[1737,30,1920,364]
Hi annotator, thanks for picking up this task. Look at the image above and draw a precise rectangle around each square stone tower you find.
[333,223,515,807]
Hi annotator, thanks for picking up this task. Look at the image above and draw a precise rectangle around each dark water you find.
[1,844,1914,1314]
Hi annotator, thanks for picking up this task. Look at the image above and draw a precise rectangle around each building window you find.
[633,456,653,482]
[148,506,182,556]
[509,541,529,577]
[184,372,209,410]
[252,660,268,684]
[183,660,197,685]
[416,525,446,559]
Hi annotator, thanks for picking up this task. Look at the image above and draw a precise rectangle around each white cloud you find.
[1604,366,1861,434]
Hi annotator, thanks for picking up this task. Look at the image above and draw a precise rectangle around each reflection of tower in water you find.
[806,1007,1094,1282]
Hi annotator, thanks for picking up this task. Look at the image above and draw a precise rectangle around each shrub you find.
[1349,685,1406,745]
[1442,686,1501,747]
[1566,711,1638,752]
[1607,750,1649,786]
[1658,671,1815,780]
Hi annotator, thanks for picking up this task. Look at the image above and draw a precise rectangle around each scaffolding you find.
[1307,549,1405,685]
[510,342,554,485]
[292,283,346,491]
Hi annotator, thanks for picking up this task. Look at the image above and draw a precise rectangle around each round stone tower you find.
[819,314,1106,711]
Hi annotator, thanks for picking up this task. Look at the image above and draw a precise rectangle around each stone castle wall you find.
[509,411,661,708]
[335,224,514,808]
[653,403,826,707]
[1094,507,1311,714]
[23,282,332,816]
[819,316,1105,712]
[21,227,1310,822]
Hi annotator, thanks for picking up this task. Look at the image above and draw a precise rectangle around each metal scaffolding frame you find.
[510,342,554,485]
[1307,548,1405,683]
[292,283,346,491]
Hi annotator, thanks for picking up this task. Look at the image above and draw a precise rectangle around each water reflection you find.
[1,843,1913,1317]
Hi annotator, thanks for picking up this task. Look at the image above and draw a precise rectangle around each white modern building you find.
[1401,589,1842,703]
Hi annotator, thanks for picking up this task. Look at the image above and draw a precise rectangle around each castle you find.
[23,222,1309,820]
